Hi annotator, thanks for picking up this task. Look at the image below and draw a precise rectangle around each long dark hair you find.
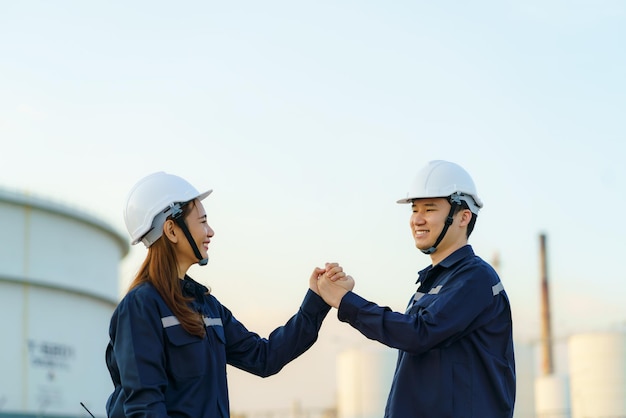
[128,200,207,338]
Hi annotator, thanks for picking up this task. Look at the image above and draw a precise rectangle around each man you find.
[318,160,515,417]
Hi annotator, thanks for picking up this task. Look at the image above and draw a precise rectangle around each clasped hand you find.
[309,262,354,308]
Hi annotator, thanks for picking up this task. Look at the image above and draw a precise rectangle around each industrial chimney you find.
[534,233,571,418]
[539,233,554,376]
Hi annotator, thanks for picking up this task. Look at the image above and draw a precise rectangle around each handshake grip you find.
[316,263,355,308]
[327,273,355,291]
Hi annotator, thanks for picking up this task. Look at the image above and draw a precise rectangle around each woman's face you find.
[175,199,214,267]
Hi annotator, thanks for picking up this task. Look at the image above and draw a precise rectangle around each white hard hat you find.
[124,172,212,247]
[397,160,483,214]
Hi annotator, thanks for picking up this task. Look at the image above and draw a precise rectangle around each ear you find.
[163,219,179,243]
[458,209,472,227]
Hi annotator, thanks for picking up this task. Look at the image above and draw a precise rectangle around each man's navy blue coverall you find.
[338,245,515,417]
[106,277,330,417]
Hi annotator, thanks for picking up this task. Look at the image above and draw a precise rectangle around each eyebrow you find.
[412,201,439,208]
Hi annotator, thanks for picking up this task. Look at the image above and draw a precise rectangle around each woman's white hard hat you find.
[397,160,483,214]
[124,172,212,247]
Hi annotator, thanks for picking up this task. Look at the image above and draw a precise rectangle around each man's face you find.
[409,198,451,252]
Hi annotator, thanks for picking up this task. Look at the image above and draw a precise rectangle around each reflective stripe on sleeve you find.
[492,281,504,296]
[429,285,443,295]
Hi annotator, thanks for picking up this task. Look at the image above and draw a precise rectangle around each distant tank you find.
[0,188,128,417]
[568,331,626,418]
[336,345,396,418]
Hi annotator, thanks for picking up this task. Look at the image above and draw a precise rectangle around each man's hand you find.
[318,262,355,308]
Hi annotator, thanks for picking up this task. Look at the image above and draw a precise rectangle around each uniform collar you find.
[416,245,474,283]
[181,275,209,302]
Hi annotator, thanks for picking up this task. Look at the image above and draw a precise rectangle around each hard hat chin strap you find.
[170,203,209,266]
[420,195,461,255]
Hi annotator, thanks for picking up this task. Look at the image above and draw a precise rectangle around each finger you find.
[326,266,344,277]
[345,275,355,290]
[328,271,346,282]
[325,262,339,271]
[326,266,343,275]
[310,267,325,280]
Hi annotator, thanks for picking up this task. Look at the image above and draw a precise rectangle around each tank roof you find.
[0,187,129,257]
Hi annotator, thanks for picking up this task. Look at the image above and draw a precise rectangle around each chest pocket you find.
[406,290,441,315]
[164,324,208,380]
[204,316,226,343]
[163,315,226,380]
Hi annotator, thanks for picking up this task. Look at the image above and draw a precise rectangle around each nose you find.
[410,212,425,226]
[206,225,215,237]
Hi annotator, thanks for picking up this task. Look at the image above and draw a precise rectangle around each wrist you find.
[332,289,349,309]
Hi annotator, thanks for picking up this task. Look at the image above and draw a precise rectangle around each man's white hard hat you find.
[124,172,212,247]
[397,160,483,214]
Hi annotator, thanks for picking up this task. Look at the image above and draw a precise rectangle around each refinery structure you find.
[0,188,128,418]
[0,186,625,418]
[527,234,626,418]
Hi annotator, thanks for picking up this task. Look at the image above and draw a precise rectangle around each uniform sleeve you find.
[110,291,170,417]
[337,272,495,354]
[223,289,331,377]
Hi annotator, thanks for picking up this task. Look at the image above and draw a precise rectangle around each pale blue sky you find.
[1,0,625,412]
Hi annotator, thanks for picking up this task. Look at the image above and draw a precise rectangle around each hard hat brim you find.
[197,189,213,201]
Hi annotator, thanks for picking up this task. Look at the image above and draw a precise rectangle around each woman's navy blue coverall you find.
[105,277,330,417]
[337,245,515,417]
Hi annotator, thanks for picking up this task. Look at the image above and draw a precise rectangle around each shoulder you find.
[204,292,231,317]
[457,259,503,302]
[115,282,170,316]
[452,246,497,274]
[445,248,500,288]
[122,282,161,303]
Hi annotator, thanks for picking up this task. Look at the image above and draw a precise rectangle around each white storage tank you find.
[513,341,536,418]
[0,188,128,417]
[336,344,396,418]
[534,374,570,418]
[568,331,626,418]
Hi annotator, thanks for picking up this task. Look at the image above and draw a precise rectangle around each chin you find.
[415,243,431,252]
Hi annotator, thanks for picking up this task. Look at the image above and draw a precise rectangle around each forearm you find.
[227,289,331,377]
[338,292,459,353]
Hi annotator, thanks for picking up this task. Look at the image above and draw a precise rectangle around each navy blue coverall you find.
[106,276,330,417]
[337,245,515,417]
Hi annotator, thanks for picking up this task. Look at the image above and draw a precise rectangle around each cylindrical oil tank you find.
[514,341,536,418]
[535,374,570,418]
[0,188,128,417]
[568,332,626,418]
[336,345,396,418]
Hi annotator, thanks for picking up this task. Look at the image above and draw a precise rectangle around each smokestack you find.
[492,251,500,273]
[539,233,554,375]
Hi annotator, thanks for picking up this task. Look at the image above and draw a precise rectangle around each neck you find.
[177,263,191,280]
[429,240,467,266]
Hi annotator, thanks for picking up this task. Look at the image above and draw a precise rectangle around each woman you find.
[105,171,348,417]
